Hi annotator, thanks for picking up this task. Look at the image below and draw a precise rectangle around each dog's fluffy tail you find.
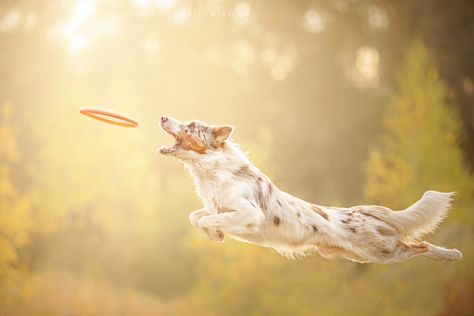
[392,191,454,239]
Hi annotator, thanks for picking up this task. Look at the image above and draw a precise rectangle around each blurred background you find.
[0,0,473,315]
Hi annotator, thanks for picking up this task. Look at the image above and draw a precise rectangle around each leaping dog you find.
[159,116,462,263]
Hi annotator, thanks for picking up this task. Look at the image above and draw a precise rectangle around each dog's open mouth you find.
[159,132,183,154]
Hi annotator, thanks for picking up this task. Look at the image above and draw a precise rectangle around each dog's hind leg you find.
[390,241,462,262]
[420,241,462,261]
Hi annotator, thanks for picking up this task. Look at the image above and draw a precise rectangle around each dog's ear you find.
[212,125,233,144]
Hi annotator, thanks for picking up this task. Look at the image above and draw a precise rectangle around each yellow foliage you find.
[0,103,33,307]
[365,41,474,214]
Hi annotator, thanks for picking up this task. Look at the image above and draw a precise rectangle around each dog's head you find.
[159,116,233,160]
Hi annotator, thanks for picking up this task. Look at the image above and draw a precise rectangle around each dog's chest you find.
[194,176,243,214]
[196,184,230,214]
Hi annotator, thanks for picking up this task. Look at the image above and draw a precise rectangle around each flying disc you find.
[79,108,139,127]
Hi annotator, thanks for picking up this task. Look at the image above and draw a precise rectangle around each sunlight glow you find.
[1,2,471,314]
[0,9,22,32]
[347,46,380,89]
[132,0,150,8]
[68,34,85,55]
[172,7,191,24]
[261,46,298,81]
[98,13,121,36]
[356,46,380,80]
[156,0,176,10]
[304,9,325,33]
[234,2,251,25]
[368,6,389,29]
[63,0,95,37]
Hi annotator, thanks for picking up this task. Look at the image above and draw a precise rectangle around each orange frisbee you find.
[79,108,139,127]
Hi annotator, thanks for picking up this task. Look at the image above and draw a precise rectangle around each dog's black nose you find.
[161,116,168,122]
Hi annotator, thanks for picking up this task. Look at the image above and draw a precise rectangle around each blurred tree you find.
[365,41,473,213]
[365,41,474,315]
[0,102,32,307]
[380,0,474,170]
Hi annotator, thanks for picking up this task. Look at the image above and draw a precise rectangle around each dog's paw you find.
[449,248,463,260]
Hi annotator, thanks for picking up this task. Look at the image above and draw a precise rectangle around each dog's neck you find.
[182,141,251,185]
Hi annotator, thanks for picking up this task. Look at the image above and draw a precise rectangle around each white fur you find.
[159,116,462,263]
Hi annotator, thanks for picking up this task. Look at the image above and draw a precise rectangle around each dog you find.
[159,116,462,263]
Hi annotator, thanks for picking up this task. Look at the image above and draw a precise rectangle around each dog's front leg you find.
[189,208,224,242]
[198,202,265,236]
